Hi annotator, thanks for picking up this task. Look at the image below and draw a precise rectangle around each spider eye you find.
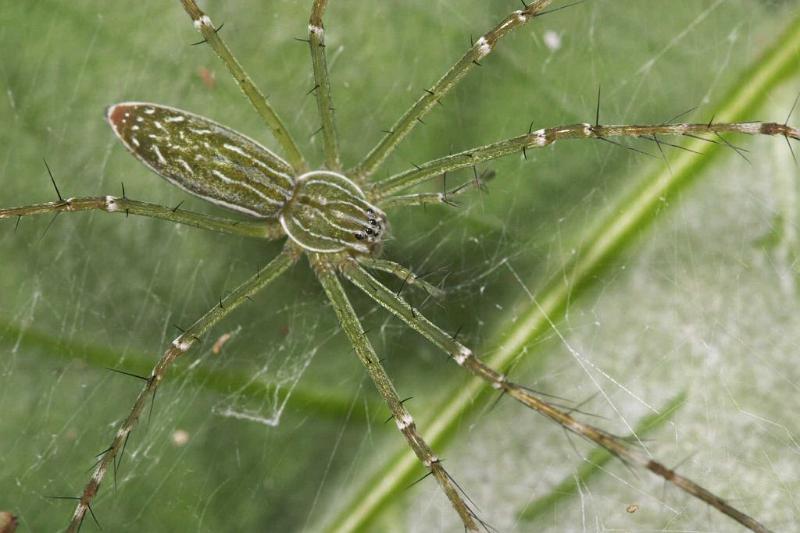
[354,232,365,240]
[368,219,377,226]
[365,227,374,235]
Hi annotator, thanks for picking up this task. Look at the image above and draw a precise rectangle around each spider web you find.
[0,1,798,532]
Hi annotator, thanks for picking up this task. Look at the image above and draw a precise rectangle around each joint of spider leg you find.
[171,335,194,353]
[394,411,415,431]
[423,455,442,469]
[474,36,492,61]
[453,345,473,366]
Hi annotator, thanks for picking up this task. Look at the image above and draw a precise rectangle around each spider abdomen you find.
[107,102,295,218]
[279,170,387,255]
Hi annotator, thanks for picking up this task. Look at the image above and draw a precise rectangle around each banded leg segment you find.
[180,0,307,172]
[372,121,800,198]
[308,0,342,171]
[67,245,298,533]
[340,260,772,533]
[350,0,553,180]
[311,256,480,532]
[0,195,283,239]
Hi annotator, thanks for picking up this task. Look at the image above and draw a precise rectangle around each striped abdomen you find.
[107,102,294,218]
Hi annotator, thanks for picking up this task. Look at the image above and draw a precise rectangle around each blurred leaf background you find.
[1,1,799,531]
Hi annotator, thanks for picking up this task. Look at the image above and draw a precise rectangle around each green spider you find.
[1,1,796,531]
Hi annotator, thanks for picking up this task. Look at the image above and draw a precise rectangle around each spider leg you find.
[180,0,308,173]
[358,257,446,299]
[0,195,283,239]
[308,0,342,171]
[66,245,298,533]
[340,259,772,533]
[377,169,496,209]
[349,0,554,181]
[371,120,800,198]
[312,256,481,532]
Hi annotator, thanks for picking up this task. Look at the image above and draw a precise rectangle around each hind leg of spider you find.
[65,245,298,533]
[312,256,483,532]
[340,258,772,533]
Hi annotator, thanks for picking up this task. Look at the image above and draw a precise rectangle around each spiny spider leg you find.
[0,194,283,239]
[66,246,298,533]
[359,257,446,299]
[180,0,308,173]
[350,0,554,180]
[308,0,342,171]
[340,259,772,533]
[371,120,800,198]
[379,169,496,209]
[312,257,482,532]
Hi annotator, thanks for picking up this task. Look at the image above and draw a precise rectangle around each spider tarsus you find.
[43,158,63,202]
[785,91,800,126]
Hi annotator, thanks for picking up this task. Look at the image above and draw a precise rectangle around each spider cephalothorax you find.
[280,170,387,255]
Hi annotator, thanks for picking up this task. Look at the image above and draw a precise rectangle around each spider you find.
[1,0,798,531]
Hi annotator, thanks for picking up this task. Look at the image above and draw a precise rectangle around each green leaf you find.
[1,2,798,532]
